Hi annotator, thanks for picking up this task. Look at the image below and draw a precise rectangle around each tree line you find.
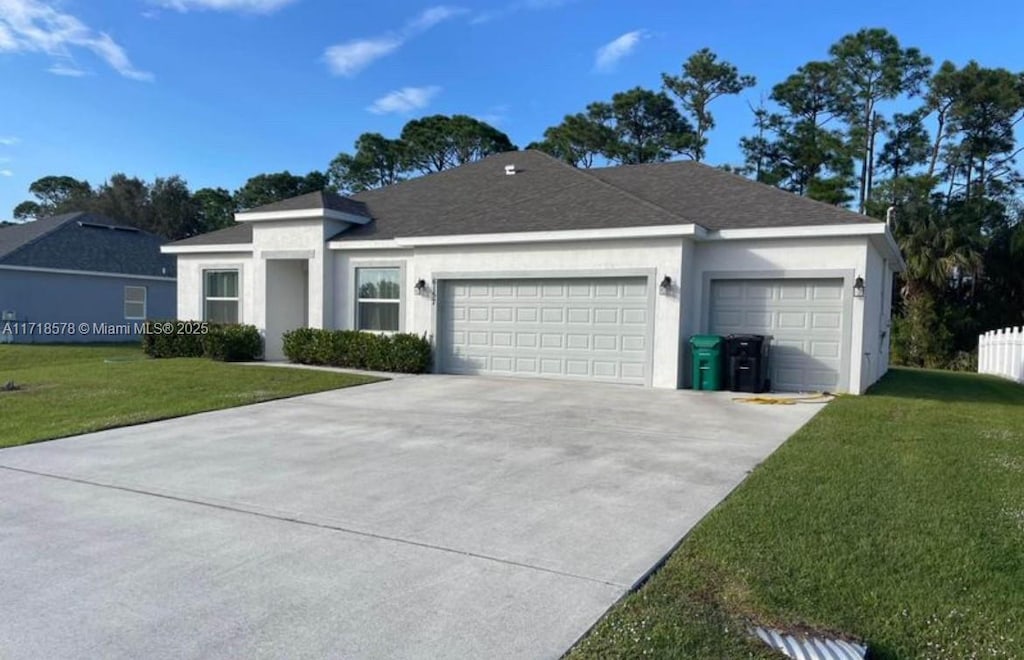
[10,27,1024,369]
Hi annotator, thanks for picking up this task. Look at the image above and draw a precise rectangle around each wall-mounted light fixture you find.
[414,279,428,296]
[659,275,673,295]
[853,276,865,298]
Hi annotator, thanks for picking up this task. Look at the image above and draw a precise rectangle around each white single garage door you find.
[438,277,652,385]
[709,278,847,393]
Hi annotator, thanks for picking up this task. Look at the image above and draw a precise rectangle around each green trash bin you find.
[690,334,725,391]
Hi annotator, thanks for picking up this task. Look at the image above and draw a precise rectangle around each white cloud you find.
[406,5,466,33]
[155,0,297,12]
[0,22,17,49]
[0,169,13,177]
[368,85,441,115]
[0,0,152,80]
[324,36,402,77]
[471,0,576,24]
[324,6,465,77]
[594,29,645,73]
[0,136,18,145]
[47,62,88,76]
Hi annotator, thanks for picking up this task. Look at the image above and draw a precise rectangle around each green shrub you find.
[282,328,431,374]
[390,333,434,373]
[142,321,263,362]
[203,324,263,362]
[140,320,204,358]
[281,327,317,364]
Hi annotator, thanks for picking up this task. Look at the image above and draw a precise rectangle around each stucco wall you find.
[332,238,686,388]
[172,228,894,393]
[175,253,255,323]
[861,241,894,390]
[0,269,175,343]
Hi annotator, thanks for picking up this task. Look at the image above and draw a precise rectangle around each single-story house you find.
[163,150,903,394]
[0,212,176,343]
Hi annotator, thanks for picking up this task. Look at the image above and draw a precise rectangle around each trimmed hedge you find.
[142,321,263,362]
[282,328,432,374]
[204,324,264,362]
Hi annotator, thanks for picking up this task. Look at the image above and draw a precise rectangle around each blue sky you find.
[1,0,1022,220]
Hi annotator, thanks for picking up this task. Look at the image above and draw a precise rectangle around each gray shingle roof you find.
[0,212,175,277]
[337,150,686,241]
[243,190,370,218]
[587,160,874,230]
[170,149,877,247]
[167,222,253,248]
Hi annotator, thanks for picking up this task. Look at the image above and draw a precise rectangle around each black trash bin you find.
[725,334,771,393]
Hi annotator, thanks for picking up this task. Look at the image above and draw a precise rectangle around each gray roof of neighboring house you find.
[0,212,175,277]
[242,190,371,218]
[168,149,878,247]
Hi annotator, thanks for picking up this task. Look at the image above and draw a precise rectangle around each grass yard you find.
[570,368,1024,659]
[0,344,380,448]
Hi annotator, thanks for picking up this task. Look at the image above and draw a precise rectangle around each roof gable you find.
[167,222,253,248]
[242,190,370,218]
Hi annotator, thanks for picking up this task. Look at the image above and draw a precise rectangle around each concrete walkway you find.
[0,376,825,659]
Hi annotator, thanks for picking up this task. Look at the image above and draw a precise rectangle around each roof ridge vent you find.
[78,221,140,233]
[504,164,517,176]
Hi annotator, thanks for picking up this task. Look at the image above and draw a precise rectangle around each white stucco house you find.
[163,150,904,394]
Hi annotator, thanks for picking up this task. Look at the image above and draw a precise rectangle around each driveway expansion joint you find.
[0,463,627,589]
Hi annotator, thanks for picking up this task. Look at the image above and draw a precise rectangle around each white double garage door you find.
[436,275,848,392]
[437,276,652,385]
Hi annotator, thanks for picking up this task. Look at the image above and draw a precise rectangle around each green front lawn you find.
[571,368,1024,659]
[0,344,380,448]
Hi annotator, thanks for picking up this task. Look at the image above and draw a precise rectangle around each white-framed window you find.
[355,267,400,332]
[204,270,239,324]
[124,286,147,320]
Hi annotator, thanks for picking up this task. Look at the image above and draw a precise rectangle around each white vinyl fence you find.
[978,326,1024,384]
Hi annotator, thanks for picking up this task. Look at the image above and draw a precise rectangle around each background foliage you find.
[10,29,1024,370]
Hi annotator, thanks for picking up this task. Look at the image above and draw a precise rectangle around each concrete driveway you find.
[0,375,824,659]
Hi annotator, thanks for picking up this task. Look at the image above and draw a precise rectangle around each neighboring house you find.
[0,212,176,343]
[163,150,903,394]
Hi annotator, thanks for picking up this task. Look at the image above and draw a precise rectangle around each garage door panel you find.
[812,312,842,329]
[744,311,772,330]
[541,308,564,323]
[440,277,650,385]
[779,283,809,300]
[813,284,842,300]
[713,310,743,329]
[810,341,841,359]
[541,359,562,375]
[710,278,845,393]
[516,284,538,297]
[777,311,810,329]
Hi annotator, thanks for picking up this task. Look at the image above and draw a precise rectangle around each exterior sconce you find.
[853,276,865,299]
[659,275,673,295]
[414,279,428,296]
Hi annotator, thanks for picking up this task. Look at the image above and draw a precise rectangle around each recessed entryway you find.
[264,258,308,360]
